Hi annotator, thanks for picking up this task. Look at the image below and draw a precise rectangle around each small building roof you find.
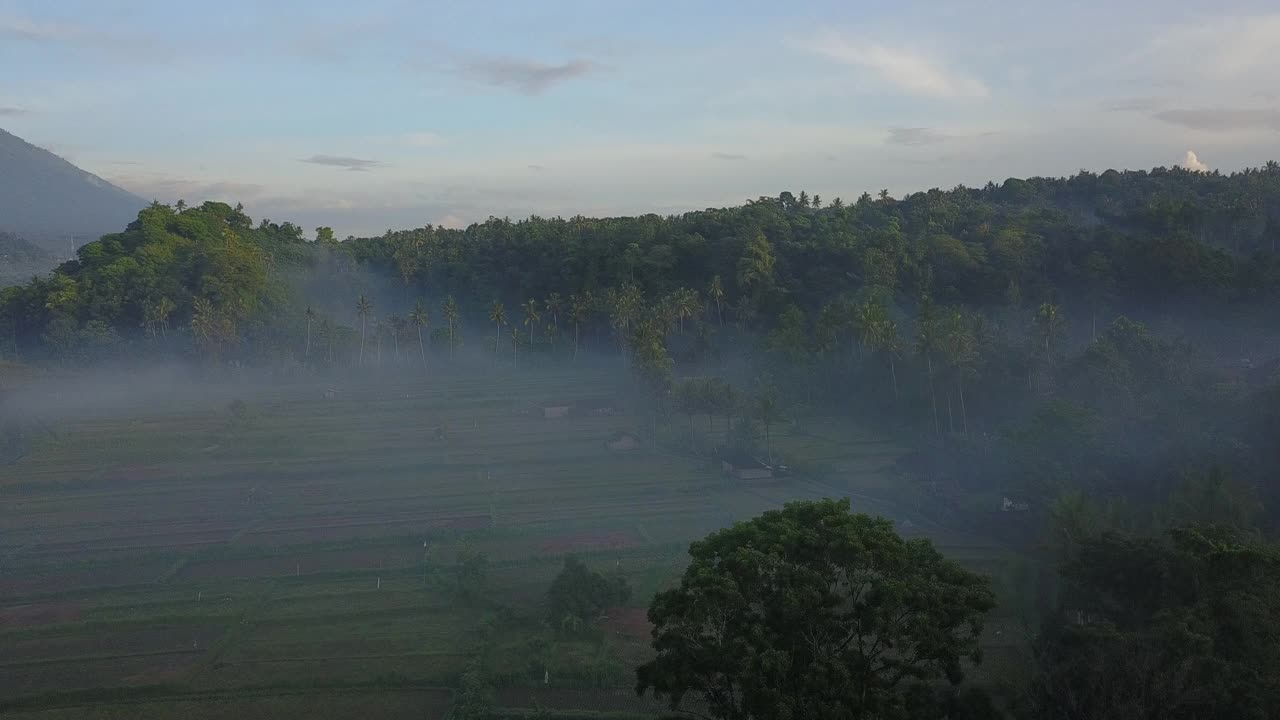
[720,450,771,469]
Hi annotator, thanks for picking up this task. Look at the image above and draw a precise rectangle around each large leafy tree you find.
[546,556,631,634]
[637,499,995,720]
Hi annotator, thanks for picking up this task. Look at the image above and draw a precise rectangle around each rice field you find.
[0,364,1020,718]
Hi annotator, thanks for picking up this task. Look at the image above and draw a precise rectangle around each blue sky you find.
[2,0,1279,236]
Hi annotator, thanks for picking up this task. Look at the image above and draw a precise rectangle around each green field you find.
[0,365,1026,718]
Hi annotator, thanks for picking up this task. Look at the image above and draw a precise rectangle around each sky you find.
[2,0,1279,237]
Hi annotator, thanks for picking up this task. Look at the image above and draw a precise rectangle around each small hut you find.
[605,432,641,452]
[721,451,774,481]
[539,401,572,419]
[1001,496,1031,512]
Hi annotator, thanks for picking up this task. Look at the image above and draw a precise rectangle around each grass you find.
[0,363,1017,718]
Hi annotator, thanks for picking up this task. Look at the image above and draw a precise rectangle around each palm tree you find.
[387,314,404,362]
[320,318,334,364]
[409,300,429,370]
[940,310,978,435]
[655,294,678,334]
[1035,302,1064,358]
[568,293,590,361]
[544,292,563,348]
[916,298,942,436]
[356,295,372,366]
[877,319,904,401]
[522,298,541,348]
[304,306,316,362]
[608,284,642,353]
[671,287,701,333]
[755,381,784,462]
[443,295,459,359]
[510,325,523,367]
[392,240,419,300]
[851,299,888,358]
[488,300,506,359]
[707,275,726,326]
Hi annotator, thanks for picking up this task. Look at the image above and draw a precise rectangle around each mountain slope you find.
[0,230,52,287]
[0,128,145,252]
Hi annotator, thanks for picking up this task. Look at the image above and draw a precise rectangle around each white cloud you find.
[437,214,467,229]
[1182,150,1209,172]
[0,15,87,42]
[807,33,989,99]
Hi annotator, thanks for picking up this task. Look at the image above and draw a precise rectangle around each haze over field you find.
[5,2,1280,719]
[2,1,1279,235]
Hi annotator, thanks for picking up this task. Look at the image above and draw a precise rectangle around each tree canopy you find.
[546,556,631,633]
[637,499,995,720]
[1035,525,1280,720]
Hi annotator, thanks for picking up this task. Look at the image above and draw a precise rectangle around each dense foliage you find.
[546,556,631,634]
[5,165,1280,366]
[637,499,995,720]
[1034,526,1280,720]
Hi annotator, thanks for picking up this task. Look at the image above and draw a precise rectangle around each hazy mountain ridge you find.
[0,231,53,288]
[0,128,145,253]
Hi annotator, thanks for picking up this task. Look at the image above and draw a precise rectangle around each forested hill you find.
[345,164,1280,310]
[2,162,1280,367]
[0,128,145,252]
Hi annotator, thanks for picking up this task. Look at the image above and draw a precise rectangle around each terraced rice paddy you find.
[0,365,1021,718]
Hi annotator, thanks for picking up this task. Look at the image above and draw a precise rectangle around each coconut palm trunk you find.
[927,354,940,436]
[359,316,367,366]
